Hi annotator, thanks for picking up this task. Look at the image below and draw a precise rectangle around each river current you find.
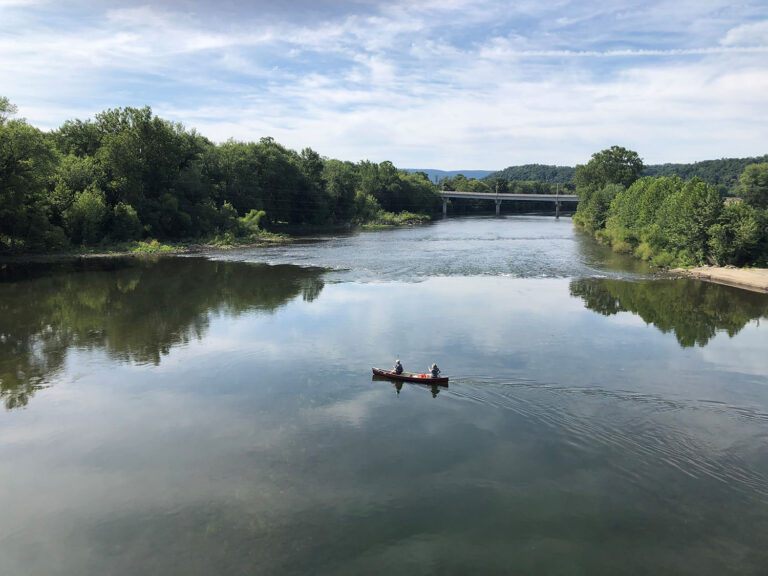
[1,216,767,574]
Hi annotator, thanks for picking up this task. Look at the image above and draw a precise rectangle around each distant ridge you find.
[485,164,574,184]
[642,155,768,190]
[484,155,768,191]
[403,168,495,182]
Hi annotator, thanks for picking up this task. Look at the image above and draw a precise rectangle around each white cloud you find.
[2,1,768,167]
[721,20,768,46]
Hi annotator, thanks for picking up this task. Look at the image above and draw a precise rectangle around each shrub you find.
[634,242,654,261]
[650,251,675,268]
[131,239,174,254]
[238,209,266,235]
[611,240,633,254]
[111,202,143,241]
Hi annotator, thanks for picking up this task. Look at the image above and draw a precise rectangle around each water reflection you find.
[570,278,768,347]
[372,375,446,398]
[0,258,326,409]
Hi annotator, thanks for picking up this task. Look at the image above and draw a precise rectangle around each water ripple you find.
[446,378,768,502]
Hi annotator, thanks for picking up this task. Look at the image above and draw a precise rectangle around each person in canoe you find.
[430,363,440,378]
[393,359,403,375]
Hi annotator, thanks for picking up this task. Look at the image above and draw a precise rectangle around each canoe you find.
[372,367,449,385]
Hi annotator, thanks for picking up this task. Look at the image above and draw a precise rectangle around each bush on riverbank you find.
[371,210,430,226]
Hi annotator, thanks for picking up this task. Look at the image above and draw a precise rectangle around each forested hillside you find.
[488,156,768,194]
[404,169,494,182]
[0,97,441,252]
[642,156,768,191]
[485,164,575,184]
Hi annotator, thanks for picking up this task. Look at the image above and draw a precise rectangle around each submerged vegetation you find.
[0,97,440,253]
[572,146,768,267]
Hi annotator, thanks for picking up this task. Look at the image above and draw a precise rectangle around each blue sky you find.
[1,0,767,168]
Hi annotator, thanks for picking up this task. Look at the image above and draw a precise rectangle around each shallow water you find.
[1,216,767,574]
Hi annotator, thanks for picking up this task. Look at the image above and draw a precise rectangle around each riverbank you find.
[0,216,435,263]
[674,266,768,293]
[0,235,292,263]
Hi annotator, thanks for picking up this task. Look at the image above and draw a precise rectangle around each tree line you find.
[488,155,768,196]
[440,173,573,195]
[642,155,768,193]
[573,146,768,267]
[485,164,576,184]
[0,97,441,251]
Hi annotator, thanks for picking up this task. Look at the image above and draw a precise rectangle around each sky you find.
[1,0,767,169]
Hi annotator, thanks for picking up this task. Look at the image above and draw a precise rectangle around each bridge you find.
[439,191,579,218]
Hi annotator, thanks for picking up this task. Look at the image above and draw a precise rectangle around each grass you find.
[362,211,431,228]
[130,239,177,254]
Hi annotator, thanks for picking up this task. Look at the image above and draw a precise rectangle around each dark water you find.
[1,217,768,575]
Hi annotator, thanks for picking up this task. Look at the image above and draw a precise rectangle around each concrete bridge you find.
[439,191,579,218]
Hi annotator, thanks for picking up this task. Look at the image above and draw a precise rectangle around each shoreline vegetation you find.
[0,213,435,262]
[571,146,768,270]
[0,96,441,257]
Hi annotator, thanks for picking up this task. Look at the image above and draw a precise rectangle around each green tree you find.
[0,96,18,125]
[322,159,359,222]
[574,146,644,233]
[0,103,58,248]
[707,202,763,265]
[110,202,143,241]
[655,178,721,265]
[736,163,768,209]
[575,146,644,195]
[63,185,108,245]
[577,183,624,232]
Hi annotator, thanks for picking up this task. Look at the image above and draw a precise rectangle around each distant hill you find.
[403,168,495,182]
[642,155,768,190]
[486,155,768,191]
[485,164,575,184]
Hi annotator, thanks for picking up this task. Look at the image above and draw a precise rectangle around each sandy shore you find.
[674,266,768,293]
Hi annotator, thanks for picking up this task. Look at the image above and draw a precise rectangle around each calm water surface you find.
[1,216,768,575]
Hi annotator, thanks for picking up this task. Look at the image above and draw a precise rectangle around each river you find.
[1,216,767,574]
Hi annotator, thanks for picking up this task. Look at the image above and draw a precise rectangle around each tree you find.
[110,202,143,241]
[737,163,768,209]
[655,178,721,265]
[63,185,108,245]
[0,96,18,125]
[708,202,763,266]
[322,159,359,222]
[0,108,58,248]
[576,183,624,232]
[575,146,644,194]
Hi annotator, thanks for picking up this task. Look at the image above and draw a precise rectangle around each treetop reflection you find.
[570,278,768,347]
[0,258,326,409]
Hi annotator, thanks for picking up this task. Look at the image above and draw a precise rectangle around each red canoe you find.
[372,367,449,385]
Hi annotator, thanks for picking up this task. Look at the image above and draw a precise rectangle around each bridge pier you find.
[555,201,561,219]
[442,198,448,217]
[495,198,502,216]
